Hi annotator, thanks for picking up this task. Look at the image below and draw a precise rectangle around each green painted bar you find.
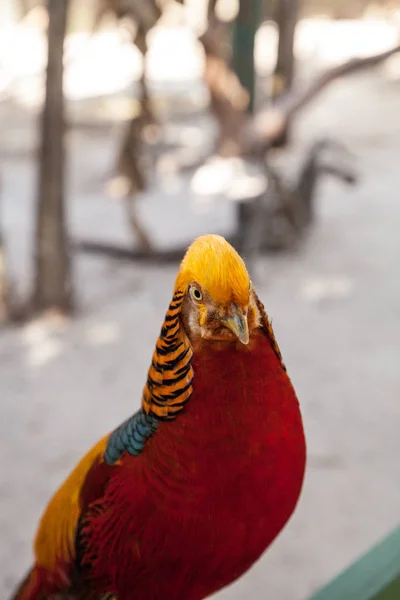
[232,0,262,114]
[309,526,400,600]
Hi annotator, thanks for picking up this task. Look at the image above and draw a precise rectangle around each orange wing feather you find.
[33,435,109,573]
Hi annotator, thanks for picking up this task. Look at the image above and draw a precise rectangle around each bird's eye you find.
[190,286,203,302]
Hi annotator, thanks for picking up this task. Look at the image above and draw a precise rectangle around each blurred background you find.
[1,0,400,598]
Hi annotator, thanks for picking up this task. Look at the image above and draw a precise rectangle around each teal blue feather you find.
[104,410,158,465]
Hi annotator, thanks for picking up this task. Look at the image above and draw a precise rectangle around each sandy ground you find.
[1,32,400,600]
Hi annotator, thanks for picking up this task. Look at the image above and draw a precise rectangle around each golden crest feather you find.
[175,234,250,306]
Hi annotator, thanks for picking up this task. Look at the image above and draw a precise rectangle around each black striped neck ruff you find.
[142,290,194,420]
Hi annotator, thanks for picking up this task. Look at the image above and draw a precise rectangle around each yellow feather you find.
[34,435,109,571]
[175,235,250,306]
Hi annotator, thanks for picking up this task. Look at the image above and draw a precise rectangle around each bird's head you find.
[175,235,260,345]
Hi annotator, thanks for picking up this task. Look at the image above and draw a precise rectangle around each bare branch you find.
[242,44,400,157]
[199,15,249,155]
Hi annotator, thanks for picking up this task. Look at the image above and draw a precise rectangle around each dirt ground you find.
[1,50,400,600]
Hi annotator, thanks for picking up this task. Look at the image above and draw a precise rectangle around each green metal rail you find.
[231,0,262,114]
[309,526,400,600]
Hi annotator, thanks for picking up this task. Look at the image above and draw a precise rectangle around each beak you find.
[224,310,249,345]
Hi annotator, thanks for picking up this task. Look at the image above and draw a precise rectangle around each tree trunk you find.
[265,0,300,147]
[132,24,158,127]
[32,0,72,315]
[117,115,153,253]
[207,0,218,21]
[200,21,248,156]
[272,0,299,100]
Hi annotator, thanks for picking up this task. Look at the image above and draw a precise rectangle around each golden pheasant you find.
[11,234,306,600]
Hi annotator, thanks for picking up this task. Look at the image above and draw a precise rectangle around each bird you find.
[11,234,306,600]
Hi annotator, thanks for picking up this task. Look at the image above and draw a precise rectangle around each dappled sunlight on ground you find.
[21,316,68,368]
[19,316,123,368]
[190,156,267,201]
[83,320,122,346]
